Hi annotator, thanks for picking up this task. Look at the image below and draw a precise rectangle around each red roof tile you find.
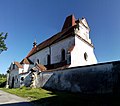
[26,15,77,58]
[32,63,47,72]
[27,26,75,57]
[14,62,23,68]
[20,58,33,64]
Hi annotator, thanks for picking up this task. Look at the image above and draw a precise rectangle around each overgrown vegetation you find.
[0,74,6,87]
[0,32,8,53]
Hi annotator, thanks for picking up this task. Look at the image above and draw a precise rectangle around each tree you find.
[0,32,8,53]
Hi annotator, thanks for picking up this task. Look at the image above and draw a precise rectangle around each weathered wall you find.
[29,36,75,65]
[9,69,20,88]
[51,36,75,64]
[36,61,120,94]
[29,47,50,65]
[19,72,32,87]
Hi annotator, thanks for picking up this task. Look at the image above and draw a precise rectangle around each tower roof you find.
[62,14,76,31]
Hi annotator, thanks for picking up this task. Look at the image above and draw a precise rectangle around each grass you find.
[0,87,55,101]
[1,87,120,106]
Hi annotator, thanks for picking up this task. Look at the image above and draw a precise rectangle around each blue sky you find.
[0,0,120,73]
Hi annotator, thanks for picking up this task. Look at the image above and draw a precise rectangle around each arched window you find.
[47,55,51,65]
[84,52,88,61]
[37,59,39,64]
[61,49,65,61]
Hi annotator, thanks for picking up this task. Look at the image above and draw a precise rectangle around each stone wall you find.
[36,61,120,94]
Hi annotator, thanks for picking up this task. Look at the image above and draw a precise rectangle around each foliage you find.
[0,32,8,53]
[0,74,6,87]
[0,74,6,78]
[0,77,6,87]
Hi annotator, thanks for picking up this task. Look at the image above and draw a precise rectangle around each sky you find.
[0,0,120,74]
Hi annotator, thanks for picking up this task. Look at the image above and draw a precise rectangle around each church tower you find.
[68,16,97,67]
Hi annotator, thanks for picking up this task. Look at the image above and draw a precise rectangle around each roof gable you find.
[14,62,23,68]
[20,58,33,64]
[27,26,75,57]
[81,18,90,30]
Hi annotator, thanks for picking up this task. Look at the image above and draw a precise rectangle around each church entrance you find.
[11,77,14,88]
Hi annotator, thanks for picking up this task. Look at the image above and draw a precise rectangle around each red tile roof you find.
[32,63,47,72]
[27,46,37,58]
[26,15,76,58]
[27,25,75,57]
[62,14,76,31]
[20,58,33,64]
[68,45,75,52]
[36,63,47,71]
[26,15,92,58]
[14,62,23,68]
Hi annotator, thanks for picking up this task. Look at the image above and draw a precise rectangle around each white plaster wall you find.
[75,23,91,44]
[51,36,75,64]
[29,47,49,65]
[69,36,97,67]
[18,68,24,74]
[23,64,29,73]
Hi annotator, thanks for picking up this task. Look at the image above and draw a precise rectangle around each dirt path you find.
[0,90,33,106]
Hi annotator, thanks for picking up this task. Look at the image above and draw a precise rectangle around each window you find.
[21,77,24,81]
[47,55,51,65]
[37,59,39,64]
[61,49,65,61]
[84,52,88,61]
[67,52,71,64]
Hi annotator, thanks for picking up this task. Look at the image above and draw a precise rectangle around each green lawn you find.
[0,87,120,106]
[0,87,55,101]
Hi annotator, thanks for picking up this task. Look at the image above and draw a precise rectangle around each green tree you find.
[0,32,8,53]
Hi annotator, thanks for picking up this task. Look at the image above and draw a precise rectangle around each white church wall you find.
[69,36,97,67]
[51,36,75,64]
[29,47,49,65]
[23,64,29,73]
[18,68,24,74]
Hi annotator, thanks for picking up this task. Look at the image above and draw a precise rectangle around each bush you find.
[0,78,6,87]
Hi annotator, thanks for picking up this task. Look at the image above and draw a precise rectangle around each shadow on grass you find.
[31,92,120,106]
[0,92,120,106]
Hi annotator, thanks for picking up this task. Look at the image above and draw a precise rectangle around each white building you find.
[7,15,97,88]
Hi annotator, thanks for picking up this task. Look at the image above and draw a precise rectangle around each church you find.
[6,15,97,88]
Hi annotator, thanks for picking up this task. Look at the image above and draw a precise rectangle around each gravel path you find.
[0,90,33,106]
